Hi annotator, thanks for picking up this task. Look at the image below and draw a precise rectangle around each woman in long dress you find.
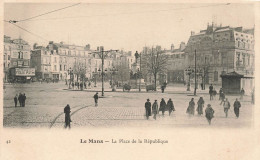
[197,97,205,115]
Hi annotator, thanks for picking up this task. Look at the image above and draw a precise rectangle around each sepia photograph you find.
[2,2,256,129]
[2,1,260,160]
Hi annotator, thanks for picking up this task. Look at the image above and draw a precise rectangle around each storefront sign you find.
[15,68,35,76]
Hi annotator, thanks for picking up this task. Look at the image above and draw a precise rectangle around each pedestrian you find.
[159,98,166,116]
[80,82,83,91]
[152,100,158,120]
[161,85,165,93]
[84,82,86,89]
[196,97,204,115]
[64,104,72,129]
[201,83,203,90]
[209,84,213,100]
[14,94,18,107]
[94,92,99,106]
[186,98,195,116]
[223,98,231,118]
[240,88,245,100]
[219,88,223,100]
[22,93,26,107]
[205,104,214,125]
[71,82,74,89]
[220,92,225,105]
[145,99,151,120]
[233,98,241,118]
[18,93,22,107]
[166,98,175,116]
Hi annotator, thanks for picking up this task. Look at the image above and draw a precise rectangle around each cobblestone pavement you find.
[3,82,254,128]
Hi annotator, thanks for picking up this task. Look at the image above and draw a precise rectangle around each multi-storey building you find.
[184,23,255,87]
[31,46,52,79]
[165,42,187,84]
[3,35,35,82]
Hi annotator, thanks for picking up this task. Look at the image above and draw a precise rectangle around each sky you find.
[4,3,255,52]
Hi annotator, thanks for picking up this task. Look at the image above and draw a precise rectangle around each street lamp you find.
[185,66,194,91]
[67,67,73,89]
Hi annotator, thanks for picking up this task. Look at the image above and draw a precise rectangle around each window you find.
[54,65,57,71]
[236,53,240,66]
[60,65,62,71]
[242,54,245,65]
[54,57,57,63]
[214,71,218,81]
[64,65,66,71]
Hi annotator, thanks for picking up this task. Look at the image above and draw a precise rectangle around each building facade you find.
[184,24,255,86]
[3,35,35,82]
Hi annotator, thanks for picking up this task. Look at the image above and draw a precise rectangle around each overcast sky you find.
[4,3,255,51]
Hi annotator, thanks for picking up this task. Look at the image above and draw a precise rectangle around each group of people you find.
[145,98,175,120]
[185,95,242,125]
[14,93,27,107]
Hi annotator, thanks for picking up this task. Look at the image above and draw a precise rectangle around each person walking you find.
[22,93,26,107]
[159,98,166,116]
[14,94,18,107]
[152,100,158,120]
[186,98,195,116]
[94,92,99,107]
[240,88,245,100]
[205,104,214,125]
[223,98,231,118]
[233,98,241,118]
[145,99,151,120]
[209,84,213,100]
[18,93,22,107]
[64,104,72,129]
[220,92,226,105]
[196,97,205,115]
[219,88,223,100]
[166,98,175,116]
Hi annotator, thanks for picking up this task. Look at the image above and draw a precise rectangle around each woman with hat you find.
[159,98,166,116]
[205,104,214,125]
[152,100,159,120]
[166,98,175,116]
[186,98,195,116]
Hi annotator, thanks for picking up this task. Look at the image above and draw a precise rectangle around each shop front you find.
[9,67,35,83]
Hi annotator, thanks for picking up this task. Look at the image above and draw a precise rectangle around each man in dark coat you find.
[186,98,195,116]
[166,98,175,116]
[64,104,72,129]
[14,94,18,107]
[197,97,204,115]
[152,100,158,120]
[18,93,22,107]
[94,92,99,107]
[159,98,166,116]
[219,88,223,100]
[145,99,151,120]
[209,84,213,100]
[233,98,241,118]
[205,104,214,125]
[22,93,26,107]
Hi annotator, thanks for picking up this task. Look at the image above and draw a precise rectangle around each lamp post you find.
[67,67,73,89]
[185,66,193,91]
[89,46,118,96]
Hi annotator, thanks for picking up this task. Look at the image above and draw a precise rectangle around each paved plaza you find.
[3,82,254,128]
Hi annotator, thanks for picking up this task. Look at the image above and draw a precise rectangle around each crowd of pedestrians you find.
[145,98,175,120]
[14,93,27,107]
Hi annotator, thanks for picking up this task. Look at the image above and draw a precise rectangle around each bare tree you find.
[73,60,86,82]
[142,47,168,91]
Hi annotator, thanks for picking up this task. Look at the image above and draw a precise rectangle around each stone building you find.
[165,42,187,84]
[3,35,34,82]
[184,23,255,86]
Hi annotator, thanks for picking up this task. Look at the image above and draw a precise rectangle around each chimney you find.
[191,31,195,36]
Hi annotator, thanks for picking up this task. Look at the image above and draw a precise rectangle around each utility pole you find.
[90,47,118,96]
[139,52,141,92]
[194,49,197,96]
